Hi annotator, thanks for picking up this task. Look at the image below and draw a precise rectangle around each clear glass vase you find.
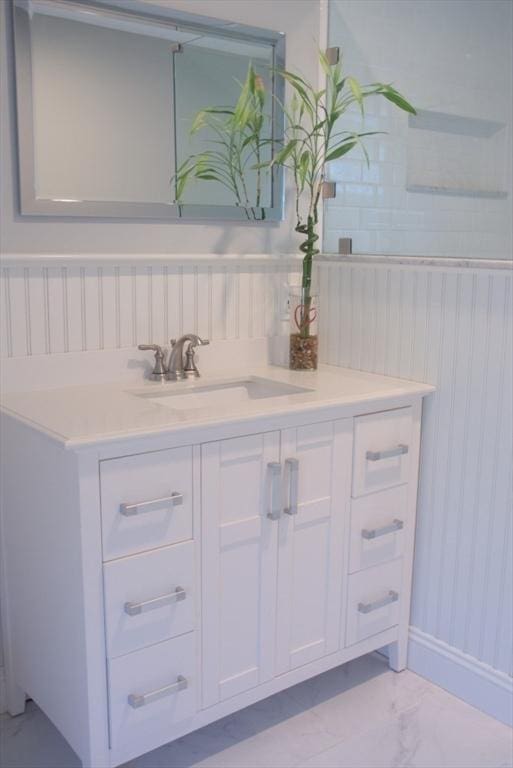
[289,289,319,371]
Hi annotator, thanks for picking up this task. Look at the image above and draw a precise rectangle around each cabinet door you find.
[276,420,352,673]
[201,432,280,707]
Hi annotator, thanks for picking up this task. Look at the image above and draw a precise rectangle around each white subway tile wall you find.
[324,0,512,259]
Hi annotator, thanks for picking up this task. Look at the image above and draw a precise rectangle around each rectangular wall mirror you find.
[12,0,285,220]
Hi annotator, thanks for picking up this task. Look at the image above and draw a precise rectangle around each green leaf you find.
[280,73,315,118]
[381,87,416,114]
[272,139,298,166]
[298,150,310,185]
[324,141,357,162]
[347,76,364,115]
[318,49,332,76]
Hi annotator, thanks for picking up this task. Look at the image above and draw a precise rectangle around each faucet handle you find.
[138,344,168,381]
[182,337,209,379]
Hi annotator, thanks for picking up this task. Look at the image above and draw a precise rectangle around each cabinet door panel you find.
[201,432,280,707]
[276,420,352,674]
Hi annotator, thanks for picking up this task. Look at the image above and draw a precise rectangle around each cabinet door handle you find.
[124,586,186,616]
[267,462,282,520]
[366,444,408,462]
[358,590,399,614]
[284,458,299,515]
[128,675,188,709]
[361,519,404,540]
[120,492,183,516]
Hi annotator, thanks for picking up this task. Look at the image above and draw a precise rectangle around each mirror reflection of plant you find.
[268,51,416,337]
[174,64,270,220]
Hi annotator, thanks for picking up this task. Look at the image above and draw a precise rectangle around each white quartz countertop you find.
[0,365,434,450]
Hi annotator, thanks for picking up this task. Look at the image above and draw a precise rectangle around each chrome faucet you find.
[167,334,210,380]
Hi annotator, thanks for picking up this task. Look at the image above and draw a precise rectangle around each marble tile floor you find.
[1,654,512,768]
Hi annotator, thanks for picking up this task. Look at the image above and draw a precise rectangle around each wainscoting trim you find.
[409,627,513,727]
[318,254,513,271]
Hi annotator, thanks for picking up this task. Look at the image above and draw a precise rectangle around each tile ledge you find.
[318,254,513,271]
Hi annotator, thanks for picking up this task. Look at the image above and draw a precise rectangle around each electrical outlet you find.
[279,281,291,322]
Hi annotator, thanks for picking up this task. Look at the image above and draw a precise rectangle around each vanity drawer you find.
[108,633,196,758]
[352,408,412,497]
[349,486,408,573]
[100,447,193,560]
[103,540,195,658]
[345,559,403,646]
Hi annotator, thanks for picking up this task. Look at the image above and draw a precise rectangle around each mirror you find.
[12,0,285,220]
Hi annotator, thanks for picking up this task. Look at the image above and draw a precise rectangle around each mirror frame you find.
[12,0,285,221]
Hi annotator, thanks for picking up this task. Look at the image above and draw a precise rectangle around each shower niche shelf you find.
[407,109,509,200]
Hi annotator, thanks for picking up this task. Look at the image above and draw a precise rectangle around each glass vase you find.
[289,289,319,371]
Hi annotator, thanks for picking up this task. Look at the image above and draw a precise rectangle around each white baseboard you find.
[408,627,513,727]
[0,665,6,715]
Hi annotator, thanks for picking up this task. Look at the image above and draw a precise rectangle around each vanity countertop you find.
[0,364,434,451]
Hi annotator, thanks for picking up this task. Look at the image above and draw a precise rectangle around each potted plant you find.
[270,51,415,369]
[175,52,415,370]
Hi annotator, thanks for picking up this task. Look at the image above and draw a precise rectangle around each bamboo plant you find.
[174,51,415,368]
[174,64,270,220]
[269,51,416,356]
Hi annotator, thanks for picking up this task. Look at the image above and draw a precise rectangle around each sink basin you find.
[133,376,314,411]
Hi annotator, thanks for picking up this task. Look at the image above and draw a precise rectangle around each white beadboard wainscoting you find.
[0,256,300,360]
[318,255,513,725]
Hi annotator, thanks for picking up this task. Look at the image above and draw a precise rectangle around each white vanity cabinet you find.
[202,420,352,707]
[0,371,429,768]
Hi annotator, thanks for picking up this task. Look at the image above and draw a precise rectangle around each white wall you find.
[318,255,513,724]
[324,0,512,259]
[0,0,321,255]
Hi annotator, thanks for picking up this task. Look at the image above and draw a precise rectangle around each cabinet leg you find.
[6,679,26,716]
[388,637,408,672]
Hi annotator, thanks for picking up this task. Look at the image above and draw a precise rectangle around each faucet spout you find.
[167,334,209,380]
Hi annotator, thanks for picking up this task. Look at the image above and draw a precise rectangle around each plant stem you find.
[295,214,318,339]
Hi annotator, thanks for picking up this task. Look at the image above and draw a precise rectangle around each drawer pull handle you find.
[120,492,183,516]
[124,586,186,616]
[128,675,188,709]
[267,462,282,520]
[366,444,408,462]
[361,519,404,540]
[284,458,299,515]
[358,590,399,614]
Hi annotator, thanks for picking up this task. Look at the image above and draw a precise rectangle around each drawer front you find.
[349,486,408,573]
[352,408,412,497]
[103,541,195,658]
[108,633,196,756]
[345,559,403,646]
[100,447,193,560]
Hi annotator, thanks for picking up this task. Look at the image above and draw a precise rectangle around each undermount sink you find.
[132,376,314,411]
